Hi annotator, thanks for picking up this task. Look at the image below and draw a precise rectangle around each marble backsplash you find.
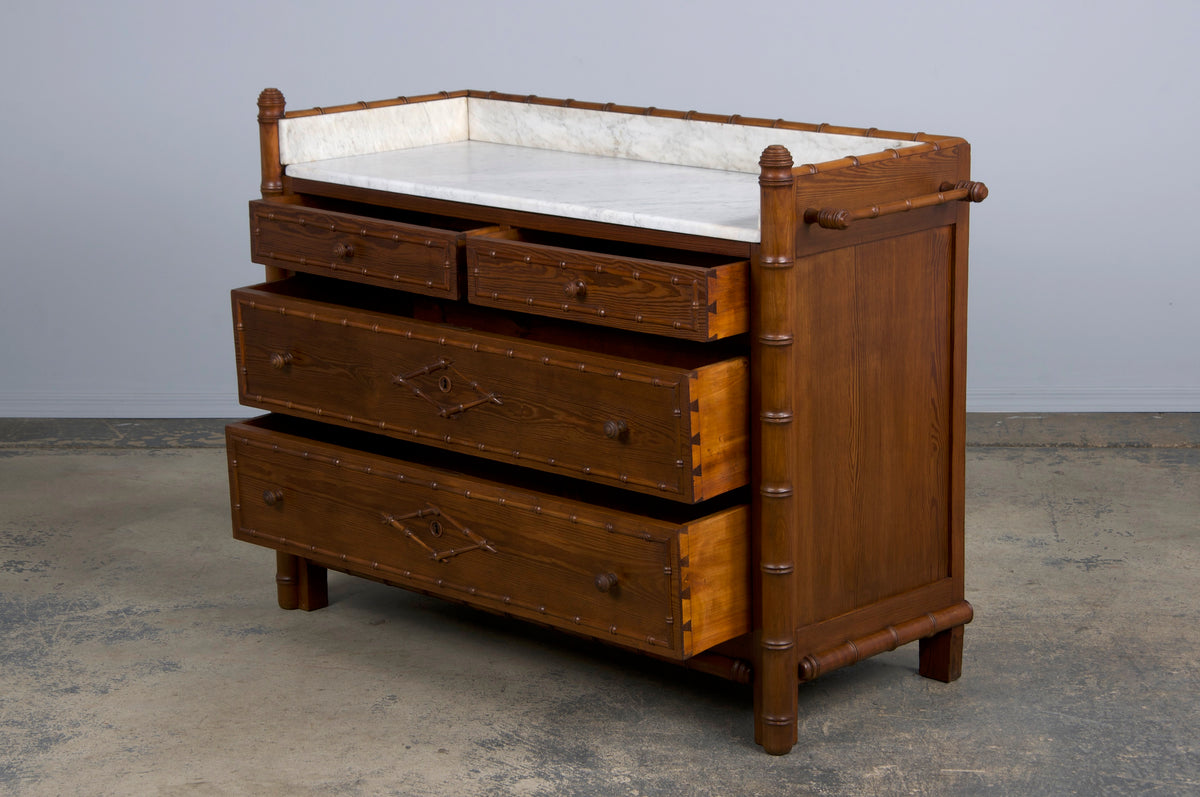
[278,95,918,172]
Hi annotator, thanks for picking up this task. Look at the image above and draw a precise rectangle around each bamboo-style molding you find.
[804,180,989,230]
[797,601,974,681]
[282,89,469,118]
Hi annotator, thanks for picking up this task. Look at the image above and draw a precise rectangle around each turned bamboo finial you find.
[257,88,286,197]
[759,145,794,185]
[257,88,285,119]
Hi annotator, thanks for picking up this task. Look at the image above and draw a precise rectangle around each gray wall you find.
[2,0,1197,416]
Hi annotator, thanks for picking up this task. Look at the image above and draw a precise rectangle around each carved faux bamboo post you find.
[257,88,285,198]
[257,88,288,282]
[753,145,799,756]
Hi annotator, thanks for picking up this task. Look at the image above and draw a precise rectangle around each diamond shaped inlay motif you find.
[385,505,497,562]
[392,358,503,418]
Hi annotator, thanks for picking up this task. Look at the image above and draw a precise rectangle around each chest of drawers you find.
[227,88,986,755]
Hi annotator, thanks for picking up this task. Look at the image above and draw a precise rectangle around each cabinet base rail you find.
[797,601,973,682]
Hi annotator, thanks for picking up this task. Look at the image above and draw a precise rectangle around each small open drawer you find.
[465,228,748,341]
[250,198,500,299]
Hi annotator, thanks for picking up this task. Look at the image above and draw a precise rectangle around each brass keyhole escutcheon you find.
[428,519,443,538]
[437,375,453,393]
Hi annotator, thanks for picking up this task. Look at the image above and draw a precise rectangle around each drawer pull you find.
[564,279,588,300]
[269,351,294,370]
[594,572,619,593]
[332,242,355,259]
[603,419,629,440]
[386,506,497,562]
[261,489,284,506]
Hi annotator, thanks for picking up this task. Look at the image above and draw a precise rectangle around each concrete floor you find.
[1,415,1197,796]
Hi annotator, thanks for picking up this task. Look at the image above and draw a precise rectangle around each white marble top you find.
[279,96,922,243]
[287,141,763,242]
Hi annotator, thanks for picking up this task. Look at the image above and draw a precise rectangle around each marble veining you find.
[278,98,469,164]
[466,98,917,174]
[286,142,763,242]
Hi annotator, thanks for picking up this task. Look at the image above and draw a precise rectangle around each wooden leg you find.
[918,624,964,683]
[275,551,329,611]
[753,635,799,755]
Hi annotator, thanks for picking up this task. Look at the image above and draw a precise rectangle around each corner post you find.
[753,145,799,755]
[920,142,974,683]
[256,88,288,282]
[257,88,285,198]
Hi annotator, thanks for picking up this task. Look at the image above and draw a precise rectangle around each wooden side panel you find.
[796,225,955,627]
[705,261,750,340]
[683,505,752,654]
[691,356,751,502]
[793,144,965,256]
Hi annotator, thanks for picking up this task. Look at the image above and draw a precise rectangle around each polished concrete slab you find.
[1,416,1197,795]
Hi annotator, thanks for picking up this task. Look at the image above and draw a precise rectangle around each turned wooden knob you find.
[594,572,618,593]
[333,242,355,259]
[262,489,284,506]
[564,279,587,300]
[603,419,628,440]
[269,352,293,370]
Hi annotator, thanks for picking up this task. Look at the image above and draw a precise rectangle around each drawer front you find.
[227,420,750,658]
[233,284,748,503]
[465,230,748,341]
[249,199,471,298]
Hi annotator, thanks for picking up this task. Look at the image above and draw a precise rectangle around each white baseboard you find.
[967,387,1200,413]
[2,389,1196,418]
[0,393,246,419]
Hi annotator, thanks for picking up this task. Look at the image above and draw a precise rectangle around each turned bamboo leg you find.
[275,551,329,611]
[919,624,964,683]
[752,144,800,756]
